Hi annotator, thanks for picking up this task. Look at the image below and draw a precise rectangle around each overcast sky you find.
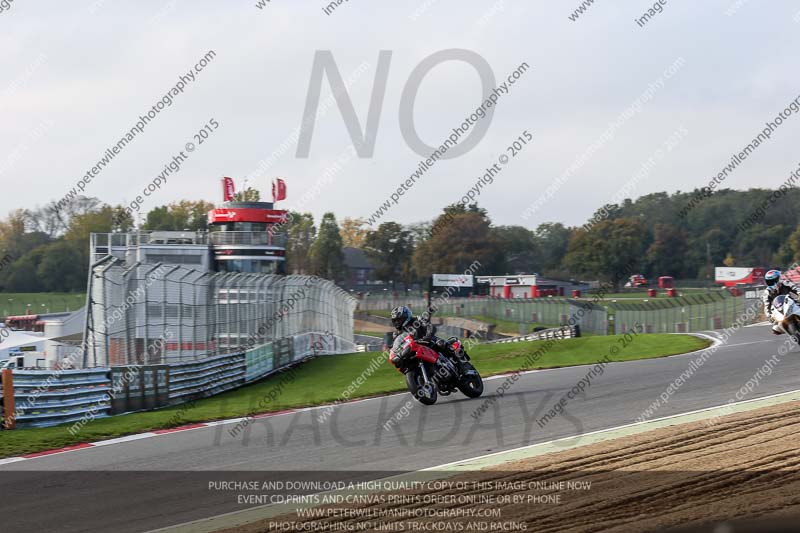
[3,0,800,229]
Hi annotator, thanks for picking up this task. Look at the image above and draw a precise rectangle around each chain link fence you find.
[83,257,356,368]
[357,290,765,337]
[357,295,429,312]
[437,298,609,335]
[611,290,763,334]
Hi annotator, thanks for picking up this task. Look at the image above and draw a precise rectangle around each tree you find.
[63,205,117,278]
[412,206,501,278]
[64,206,115,243]
[534,222,572,272]
[40,196,101,237]
[646,224,689,277]
[492,225,538,274]
[563,218,648,289]
[309,213,345,281]
[3,247,46,292]
[143,206,175,230]
[723,253,735,267]
[339,218,369,248]
[733,224,786,268]
[232,187,260,202]
[407,221,432,246]
[363,222,413,288]
[36,241,85,292]
[142,201,214,231]
[111,205,135,232]
[286,212,316,274]
[173,200,215,231]
[782,225,800,265]
[0,210,51,261]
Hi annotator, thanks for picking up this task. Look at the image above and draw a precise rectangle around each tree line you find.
[0,187,797,293]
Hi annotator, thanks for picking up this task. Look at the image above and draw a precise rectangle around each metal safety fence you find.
[83,257,357,368]
[359,291,760,337]
[168,353,245,404]
[1,368,111,429]
[486,325,578,344]
[611,291,763,334]
[0,258,360,429]
[1,331,359,429]
[357,295,430,312]
[437,298,609,335]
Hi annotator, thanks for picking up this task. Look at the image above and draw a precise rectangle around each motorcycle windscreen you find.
[774,295,787,308]
[390,334,412,364]
[390,334,407,353]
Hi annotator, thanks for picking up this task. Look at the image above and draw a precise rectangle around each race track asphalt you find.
[1,324,797,532]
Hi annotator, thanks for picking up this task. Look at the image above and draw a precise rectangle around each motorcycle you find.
[770,294,800,343]
[388,332,483,405]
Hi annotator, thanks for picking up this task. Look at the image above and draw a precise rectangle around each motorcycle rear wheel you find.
[406,365,438,405]
[457,363,484,398]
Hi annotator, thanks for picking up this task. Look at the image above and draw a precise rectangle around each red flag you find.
[222,177,235,201]
[272,178,287,202]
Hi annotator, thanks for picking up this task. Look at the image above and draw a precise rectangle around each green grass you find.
[0,333,708,458]
[463,314,558,336]
[0,292,86,316]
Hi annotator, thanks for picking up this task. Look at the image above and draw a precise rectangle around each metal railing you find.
[209,231,288,247]
[486,325,578,344]
[168,353,246,404]
[1,331,359,429]
[90,231,289,264]
[4,368,111,429]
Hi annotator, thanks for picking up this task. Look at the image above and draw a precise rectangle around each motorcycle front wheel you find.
[786,320,800,345]
[406,364,438,405]
[457,363,484,398]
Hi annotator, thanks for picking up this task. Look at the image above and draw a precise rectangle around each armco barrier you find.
[246,342,275,383]
[5,368,112,429]
[293,332,357,358]
[109,365,170,414]
[354,334,383,353]
[245,333,359,383]
[167,353,246,405]
[2,332,359,429]
[486,325,578,344]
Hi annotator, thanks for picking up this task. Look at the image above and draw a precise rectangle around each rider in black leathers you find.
[390,306,466,372]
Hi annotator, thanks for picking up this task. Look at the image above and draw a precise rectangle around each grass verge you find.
[0,292,86,316]
[0,333,708,458]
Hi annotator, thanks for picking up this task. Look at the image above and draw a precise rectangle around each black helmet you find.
[391,306,413,330]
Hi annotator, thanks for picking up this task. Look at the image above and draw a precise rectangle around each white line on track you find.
[0,457,27,466]
[421,386,800,471]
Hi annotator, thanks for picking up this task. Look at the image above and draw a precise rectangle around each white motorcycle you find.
[770,294,800,343]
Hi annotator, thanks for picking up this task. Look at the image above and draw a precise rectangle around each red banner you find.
[272,178,287,202]
[222,177,235,202]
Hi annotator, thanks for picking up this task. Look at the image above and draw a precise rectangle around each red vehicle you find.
[624,274,648,288]
[389,333,483,405]
[658,276,674,289]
